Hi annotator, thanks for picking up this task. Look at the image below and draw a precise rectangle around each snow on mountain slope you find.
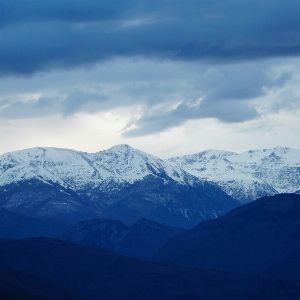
[0,144,192,191]
[90,144,192,185]
[168,147,300,203]
[0,145,236,227]
[2,144,298,223]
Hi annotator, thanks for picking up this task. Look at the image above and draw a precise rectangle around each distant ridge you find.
[157,193,300,279]
[168,147,300,202]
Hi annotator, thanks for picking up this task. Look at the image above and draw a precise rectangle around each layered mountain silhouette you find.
[157,193,300,279]
[0,238,299,300]
[0,144,299,299]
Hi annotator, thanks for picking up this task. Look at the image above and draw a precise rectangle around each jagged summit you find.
[0,144,194,189]
[0,144,299,206]
[0,144,237,227]
[105,144,134,152]
[168,147,300,202]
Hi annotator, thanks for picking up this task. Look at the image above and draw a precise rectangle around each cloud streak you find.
[1,57,294,137]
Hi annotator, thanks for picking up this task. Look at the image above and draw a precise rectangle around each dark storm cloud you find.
[0,0,135,24]
[0,58,294,135]
[123,65,294,136]
[0,0,300,75]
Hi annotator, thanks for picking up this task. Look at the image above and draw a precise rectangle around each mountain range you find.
[0,143,299,299]
[169,147,300,203]
[0,145,299,227]
[0,145,237,227]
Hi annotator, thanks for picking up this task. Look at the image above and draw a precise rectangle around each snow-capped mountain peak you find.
[168,147,300,202]
[0,145,299,205]
[0,145,237,227]
[0,145,192,190]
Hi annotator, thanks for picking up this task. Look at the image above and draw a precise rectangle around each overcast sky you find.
[0,0,300,157]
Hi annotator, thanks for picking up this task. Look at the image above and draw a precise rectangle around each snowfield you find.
[0,145,299,203]
[168,147,300,202]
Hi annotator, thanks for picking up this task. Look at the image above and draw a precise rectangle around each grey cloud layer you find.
[123,61,293,136]
[0,58,295,136]
[1,0,300,75]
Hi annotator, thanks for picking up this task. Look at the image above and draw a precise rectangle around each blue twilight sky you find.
[0,0,300,156]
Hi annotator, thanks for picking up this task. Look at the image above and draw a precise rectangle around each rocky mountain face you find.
[168,147,300,203]
[0,145,237,228]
